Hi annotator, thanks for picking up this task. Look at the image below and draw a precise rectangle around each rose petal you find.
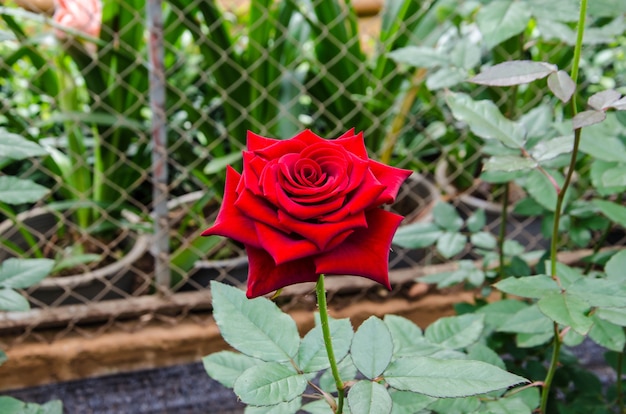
[246,130,280,151]
[314,209,404,289]
[245,246,318,298]
[234,189,288,233]
[278,209,366,250]
[201,167,260,248]
[334,131,369,160]
[255,222,320,264]
[369,161,413,205]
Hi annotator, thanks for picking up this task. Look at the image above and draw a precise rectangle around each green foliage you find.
[206,281,531,413]
[0,397,62,414]
[0,258,54,312]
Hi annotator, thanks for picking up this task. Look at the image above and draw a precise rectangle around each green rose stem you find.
[316,274,345,413]
[540,1,587,412]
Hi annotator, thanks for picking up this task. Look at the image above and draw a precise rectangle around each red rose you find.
[202,130,412,298]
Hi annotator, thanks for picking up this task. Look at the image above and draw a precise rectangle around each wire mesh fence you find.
[0,0,625,351]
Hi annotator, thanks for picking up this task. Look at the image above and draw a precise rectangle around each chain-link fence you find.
[0,0,625,353]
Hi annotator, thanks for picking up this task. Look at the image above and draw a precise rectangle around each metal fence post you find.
[147,0,170,292]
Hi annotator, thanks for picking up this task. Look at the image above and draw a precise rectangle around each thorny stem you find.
[541,0,587,412]
[316,274,345,414]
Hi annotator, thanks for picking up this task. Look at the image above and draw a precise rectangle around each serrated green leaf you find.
[471,60,555,86]
[567,277,626,307]
[437,232,467,259]
[202,351,262,388]
[537,291,593,335]
[484,155,537,172]
[0,131,48,160]
[467,343,506,370]
[211,281,300,361]
[494,275,560,299]
[595,307,626,326]
[0,288,29,312]
[319,357,357,394]
[471,232,497,250]
[389,390,435,414]
[387,46,450,68]
[348,381,392,414]
[351,316,393,379]
[476,299,529,330]
[589,316,626,352]
[433,202,463,231]
[592,199,626,227]
[383,315,441,358]
[497,304,553,334]
[605,250,626,281]
[0,258,55,289]
[425,313,484,349]
[245,397,302,414]
[0,349,6,366]
[38,400,63,414]
[446,93,525,148]
[516,331,554,348]
[530,135,575,162]
[547,71,575,103]
[573,110,606,130]
[234,362,306,406]
[298,316,353,373]
[384,357,528,398]
[479,397,534,413]
[524,170,560,212]
[466,209,486,233]
[392,222,443,249]
[0,176,49,205]
[428,396,482,413]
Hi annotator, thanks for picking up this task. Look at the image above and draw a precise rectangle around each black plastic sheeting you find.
[3,361,244,413]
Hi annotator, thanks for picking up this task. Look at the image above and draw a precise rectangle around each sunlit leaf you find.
[384,357,528,397]
[592,199,626,227]
[446,93,526,148]
[494,275,559,299]
[0,258,54,289]
[537,291,593,335]
[351,316,393,379]
[589,316,626,352]
[588,90,622,110]
[210,281,300,361]
[476,1,532,49]
[387,46,450,68]
[202,351,262,388]
[471,61,556,86]
[547,71,576,102]
[348,381,392,414]
[572,110,606,130]
[233,362,306,406]
[0,176,49,205]
[483,155,537,172]
[530,135,574,162]
[298,316,353,373]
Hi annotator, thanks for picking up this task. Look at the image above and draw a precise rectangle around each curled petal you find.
[202,167,260,248]
[369,161,413,205]
[277,209,365,250]
[313,209,404,289]
[245,246,318,298]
